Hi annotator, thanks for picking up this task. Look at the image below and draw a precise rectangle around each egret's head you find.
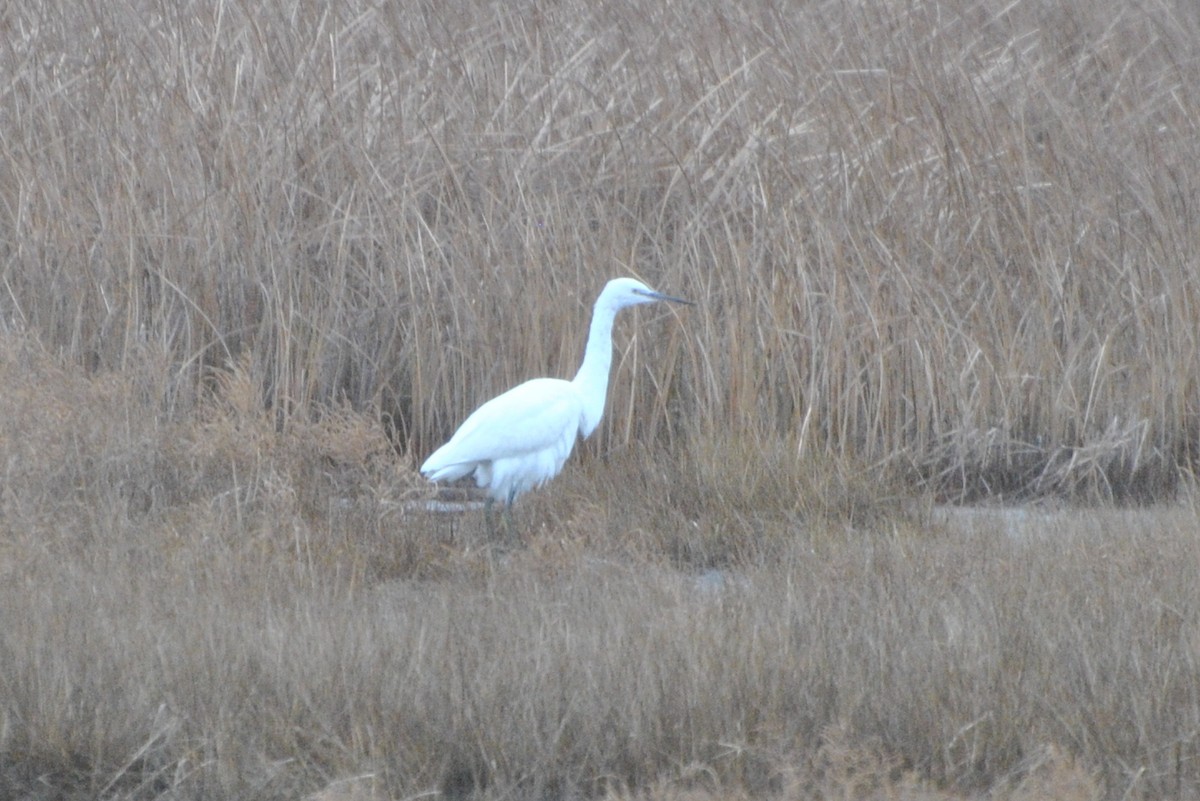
[601,277,691,311]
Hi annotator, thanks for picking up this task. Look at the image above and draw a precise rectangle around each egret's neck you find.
[572,301,618,438]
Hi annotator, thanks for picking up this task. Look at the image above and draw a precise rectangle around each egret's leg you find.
[502,489,517,541]
[502,504,514,541]
[483,496,497,539]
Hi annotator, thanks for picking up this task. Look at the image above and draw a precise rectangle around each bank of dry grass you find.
[2,325,1199,800]
[2,0,1200,798]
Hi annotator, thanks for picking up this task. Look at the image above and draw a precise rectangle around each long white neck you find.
[571,298,619,438]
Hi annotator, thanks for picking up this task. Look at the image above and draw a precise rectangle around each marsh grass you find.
[5,345,1199,800]
[2,0,1200,798]
[4,0,1198,499]
[4,309,1200,801]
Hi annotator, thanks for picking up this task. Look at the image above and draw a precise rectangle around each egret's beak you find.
[635,288,693,305]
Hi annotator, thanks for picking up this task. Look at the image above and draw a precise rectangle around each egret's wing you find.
[420,378,583,479]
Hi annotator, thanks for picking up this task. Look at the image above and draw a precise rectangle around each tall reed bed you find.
[1,0,1196,498]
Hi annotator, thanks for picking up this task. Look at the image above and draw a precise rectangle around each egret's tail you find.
[420,447,476,483]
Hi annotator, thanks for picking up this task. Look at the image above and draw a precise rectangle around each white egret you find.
[420,277,690,527]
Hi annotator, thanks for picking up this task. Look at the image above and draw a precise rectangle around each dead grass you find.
[3,0,1198,499]
[1,335,1198,799]
[2,0,1200,798]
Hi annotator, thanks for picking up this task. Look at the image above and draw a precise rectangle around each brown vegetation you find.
[1,0,1199,798]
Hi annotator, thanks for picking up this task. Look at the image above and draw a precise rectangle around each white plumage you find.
[420,277,689,507]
